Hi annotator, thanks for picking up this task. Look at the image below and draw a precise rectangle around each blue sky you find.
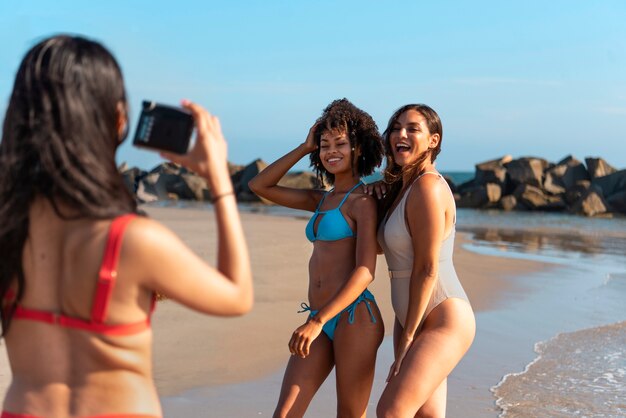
[1,0,625,172]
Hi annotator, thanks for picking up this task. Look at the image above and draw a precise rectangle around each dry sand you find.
[0,206,554,415]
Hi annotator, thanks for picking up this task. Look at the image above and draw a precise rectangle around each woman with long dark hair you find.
[0,35,252,417]
[375,104,475,417]
[249,99,385,417]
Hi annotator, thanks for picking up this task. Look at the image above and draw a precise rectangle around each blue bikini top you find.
[305,182,362,242]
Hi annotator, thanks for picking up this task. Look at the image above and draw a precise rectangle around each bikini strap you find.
[91,214,137,324]
[337,181,363,208]
[313,191,329,212]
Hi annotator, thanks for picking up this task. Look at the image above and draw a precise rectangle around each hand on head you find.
[302,121,321,154]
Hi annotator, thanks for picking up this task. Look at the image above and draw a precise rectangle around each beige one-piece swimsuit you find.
[377,172,470,330]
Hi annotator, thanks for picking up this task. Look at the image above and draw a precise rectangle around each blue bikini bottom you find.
[298,289,377,341]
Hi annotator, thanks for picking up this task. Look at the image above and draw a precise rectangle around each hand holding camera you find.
[134,100,232,194]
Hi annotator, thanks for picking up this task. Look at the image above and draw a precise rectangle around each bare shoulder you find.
[349,190,377,207]
[347,190,377,217]
[406,174,446,210]
[122,215,184,256]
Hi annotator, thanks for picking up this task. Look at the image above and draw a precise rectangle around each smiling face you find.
[389,109,440,168]
[319,129,354,174]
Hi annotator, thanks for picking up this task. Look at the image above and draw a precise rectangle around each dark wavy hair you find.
[309,98,383,185]
[0,35,138,335]
[379,104,443,223]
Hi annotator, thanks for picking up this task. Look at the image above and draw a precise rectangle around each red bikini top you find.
[5,214,156,336]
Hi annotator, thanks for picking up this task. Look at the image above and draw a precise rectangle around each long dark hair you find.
[378,104,443,224]
[0,35,138,335]
[309,98,383,186]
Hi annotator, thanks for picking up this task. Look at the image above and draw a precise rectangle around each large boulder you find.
[134,166,194,201]
[137,172,163,199]
[571,186,610,217]
[499,194,518,211]
[585,157,617,179]
[456,185,488,208]
[543,156,590,195]
[591,170,626,199]
[606,190,626,214]
[564,180,591,205]
[154,173,196,200]
[228,162,245,176]
[504,157,548,189]
[181,173,210,201]
[148,162,188,176]
[120,166,147,195]
[135,178,158,203]
[456,183,501,208]
[485,183,502,205]
[232,159,268,202]
[514,184,547,209]
[456,178,477,195]
[514,184,566,211]
[474,155,512,186]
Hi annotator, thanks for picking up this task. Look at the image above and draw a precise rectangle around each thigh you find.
[377,298,474,417]
[333,300,384,418]
[274,334,335,418]
[415,379,447,418]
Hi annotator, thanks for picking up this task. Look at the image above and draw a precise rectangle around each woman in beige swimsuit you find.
[374,104,475,417]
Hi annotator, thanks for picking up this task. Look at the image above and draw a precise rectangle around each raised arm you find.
[248,123,323,212]
[289,194,379,357]
[132,100,252,316]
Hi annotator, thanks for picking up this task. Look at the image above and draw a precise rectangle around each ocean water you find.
[456,218,626,418]
[493,320,626,417]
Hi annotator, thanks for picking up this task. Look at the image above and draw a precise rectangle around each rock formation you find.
[456,156,625,217]
[119,155,625,217]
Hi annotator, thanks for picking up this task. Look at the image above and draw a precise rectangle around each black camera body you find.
[132,101,194,154]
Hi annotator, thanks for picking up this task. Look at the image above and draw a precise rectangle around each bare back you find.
[3,198,159,416]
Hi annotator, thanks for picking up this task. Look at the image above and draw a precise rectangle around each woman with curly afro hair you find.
[250,98,385,417]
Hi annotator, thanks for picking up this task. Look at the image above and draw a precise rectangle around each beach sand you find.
[145,207,559,417]
[144,207,550,395]
[0,206,554,416]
